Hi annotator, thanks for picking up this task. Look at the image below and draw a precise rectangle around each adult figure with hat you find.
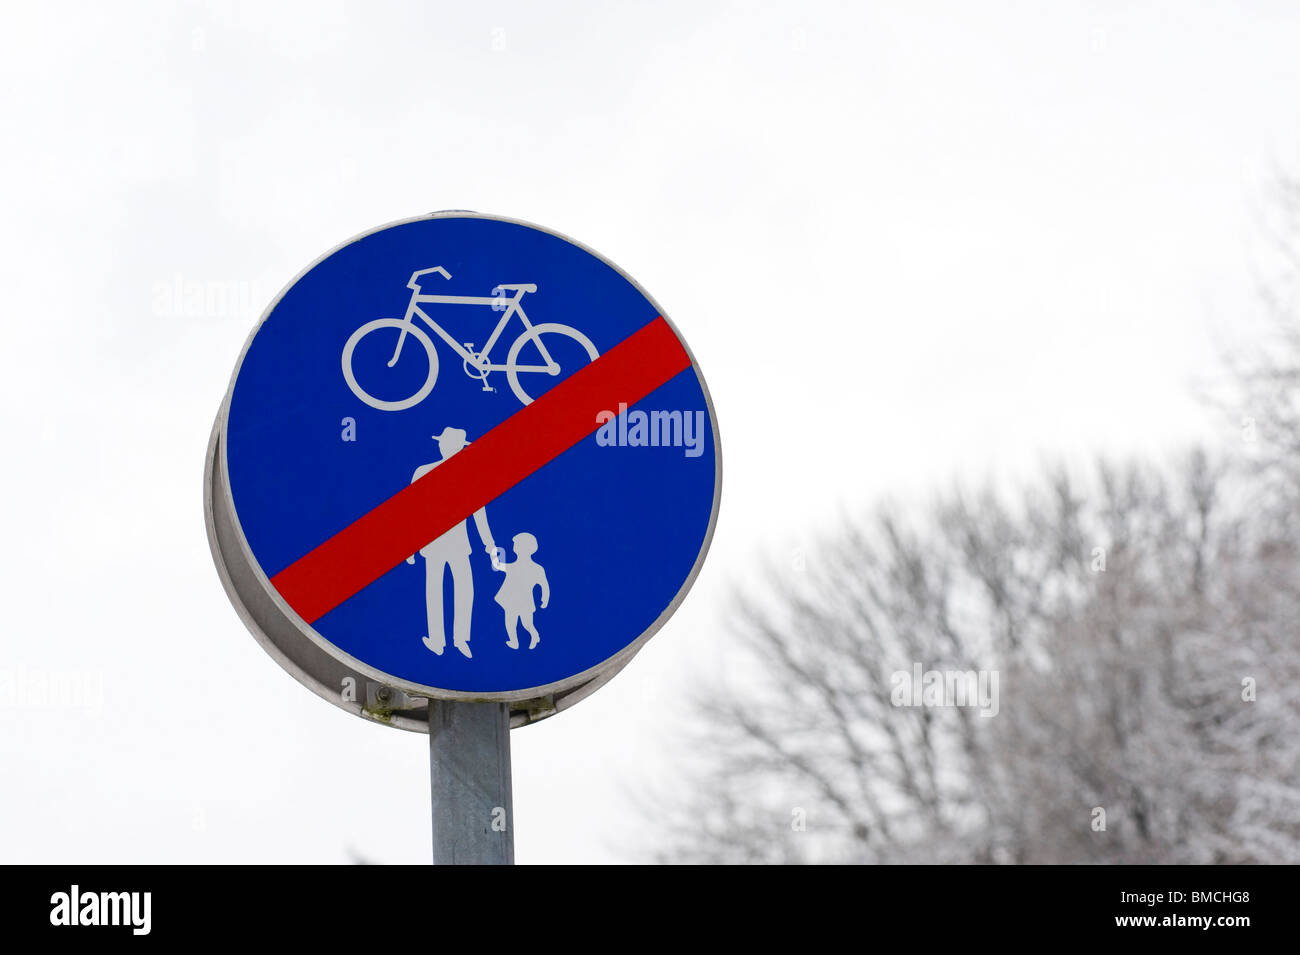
[406,426,497,658]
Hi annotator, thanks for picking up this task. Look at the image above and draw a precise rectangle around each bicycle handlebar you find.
[408,266,452,291]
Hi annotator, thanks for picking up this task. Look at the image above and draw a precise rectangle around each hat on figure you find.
[432,427,470,455]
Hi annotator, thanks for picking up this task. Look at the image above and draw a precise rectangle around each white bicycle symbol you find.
[342,266,599,410]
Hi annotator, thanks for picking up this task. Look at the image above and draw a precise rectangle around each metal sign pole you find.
[428,700,514,865]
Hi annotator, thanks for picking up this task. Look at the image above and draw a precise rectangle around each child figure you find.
[492,532,550,650]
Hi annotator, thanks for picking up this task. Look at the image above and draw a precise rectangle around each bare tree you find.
[645,449,1300,863]
[642,176,1300,864]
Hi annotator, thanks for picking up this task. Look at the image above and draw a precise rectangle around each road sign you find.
[205,212,722,730]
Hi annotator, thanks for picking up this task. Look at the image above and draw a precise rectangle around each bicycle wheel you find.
[341,318,439,411]
[505,323,599,405]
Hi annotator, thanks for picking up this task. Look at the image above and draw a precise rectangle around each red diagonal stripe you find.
[269,316,691,624]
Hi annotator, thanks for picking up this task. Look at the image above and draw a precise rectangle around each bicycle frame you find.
[387,286,559,375]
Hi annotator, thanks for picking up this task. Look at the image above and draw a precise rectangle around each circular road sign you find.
[205,212,721,731]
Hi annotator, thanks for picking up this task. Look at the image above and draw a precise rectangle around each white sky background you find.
[1,0,1298,863]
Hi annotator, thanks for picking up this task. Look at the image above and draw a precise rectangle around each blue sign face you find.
[221,213,721,699]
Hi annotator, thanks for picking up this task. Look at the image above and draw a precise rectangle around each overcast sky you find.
[3,0,1299,863]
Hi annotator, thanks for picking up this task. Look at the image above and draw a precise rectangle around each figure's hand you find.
[541,599,548,609]
[406,555,416,565]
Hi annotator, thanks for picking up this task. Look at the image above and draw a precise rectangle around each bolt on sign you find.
[205,212,722,729]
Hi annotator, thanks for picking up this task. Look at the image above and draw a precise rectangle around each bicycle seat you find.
[492,283,537,294]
